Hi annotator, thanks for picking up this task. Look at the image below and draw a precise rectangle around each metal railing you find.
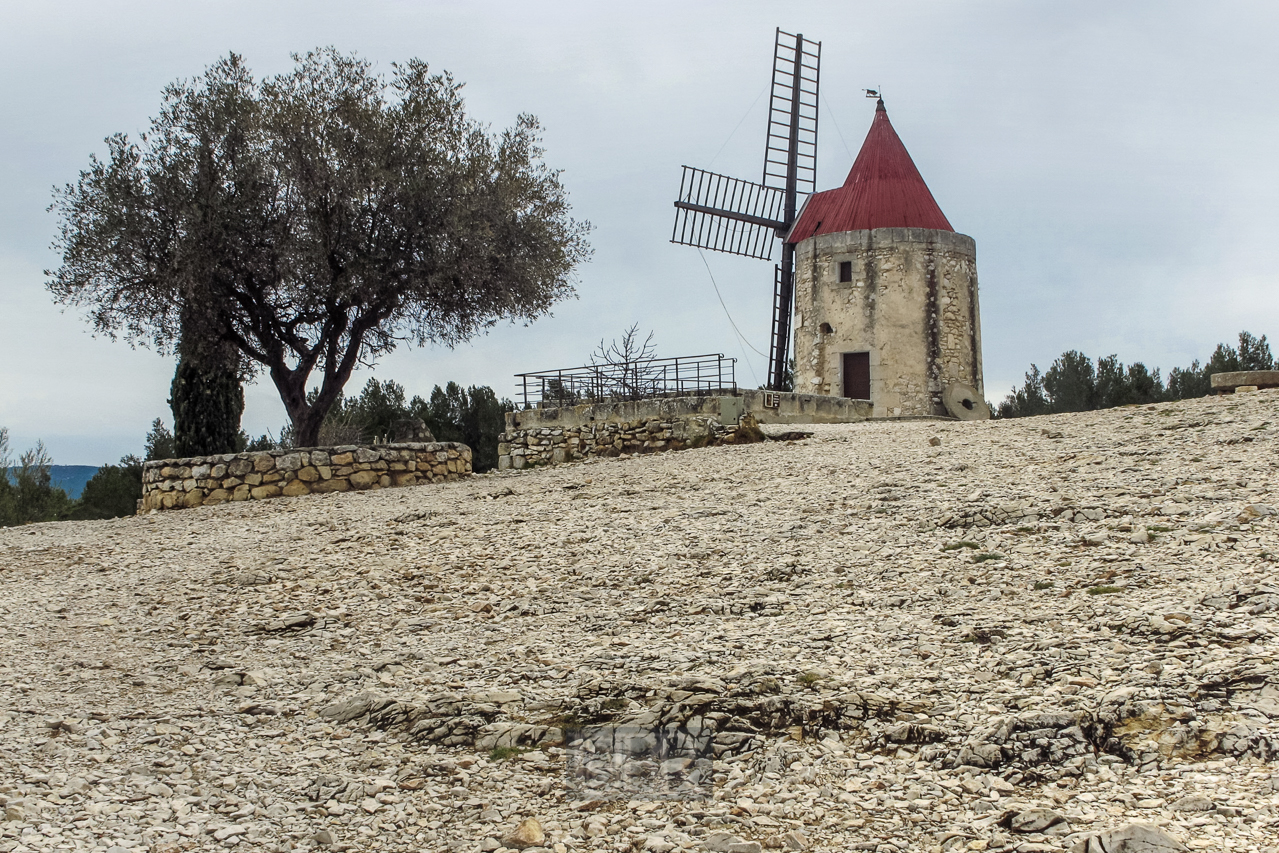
[515,353,737,409]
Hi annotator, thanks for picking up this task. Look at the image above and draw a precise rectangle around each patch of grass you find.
[972,552,1006,563]
[1087,585,1123,595]
[798,671,824,686]
[488,746,530,761]
[601,697,627,712]
[1033,580,1054,590]
[542,711,584,729]
[942,541,980,552]
[1149,525,1172,533]
[1016,526,1036,534]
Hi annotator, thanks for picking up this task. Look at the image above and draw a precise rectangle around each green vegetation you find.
[278,378,512,473]
[1087,585,1123,595]
[488,746,529,761]
[0,422,180,526]
[1033,580,1054,590]
[997,331,1273,418]
[0,430,73,527]
[972,552,1006,563]
[170,351,245,457]
[942,541,980,551]
[798,671,824,685]
[69,457,144,520]
[0,373,513,528]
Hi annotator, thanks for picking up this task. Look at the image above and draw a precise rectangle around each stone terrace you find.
[1,390,1278,853]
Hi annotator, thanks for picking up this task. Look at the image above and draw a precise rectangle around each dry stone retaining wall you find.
[498,415,763,470]
[140,442,471,511]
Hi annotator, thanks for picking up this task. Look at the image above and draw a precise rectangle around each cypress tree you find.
[169,340,244,458]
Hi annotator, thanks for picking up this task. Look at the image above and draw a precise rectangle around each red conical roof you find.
[787,99,953,243]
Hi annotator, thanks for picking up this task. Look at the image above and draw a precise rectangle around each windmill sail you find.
[671,166,785,260]
[763,30,820,196]
[670,28,820,391]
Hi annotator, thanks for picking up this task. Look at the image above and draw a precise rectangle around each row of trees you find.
[997,331,1273,418]
[0,428,143,526]
[0,376,512,528]
[0,430,72,526]
[276,378,511,473]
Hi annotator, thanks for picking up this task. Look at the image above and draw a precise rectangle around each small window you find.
[838,260,852,282]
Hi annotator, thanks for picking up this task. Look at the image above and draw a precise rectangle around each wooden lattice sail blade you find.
[767,263,785,386]
[763,29,820,196]
[671,166,786,260]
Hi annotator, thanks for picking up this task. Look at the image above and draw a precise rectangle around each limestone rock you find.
[1168,794,1215,812]
[501,817,545,850]
[1070,823,1187,853]
[1008,807,1068,833]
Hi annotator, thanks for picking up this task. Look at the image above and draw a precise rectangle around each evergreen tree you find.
[1,439,73,526]
[996,365,1049,418]
[1042,351,1096,412]
[169,347,244,457]
[1166,360,1209,400]
[348,380,410,442]
[1123,362,1164,404]
[1204,342,1241,376]
[0,429,14,526]
[72,456,144,520]
[409,382,512,472]
[1093,355,1128,409]
[998,329,1270,416]
[1237,331,1274,370]
[145,419,178,461]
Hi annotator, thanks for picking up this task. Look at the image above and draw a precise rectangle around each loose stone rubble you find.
[2,389,1279,853]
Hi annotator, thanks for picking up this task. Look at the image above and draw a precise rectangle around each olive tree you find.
[49,49,590,447]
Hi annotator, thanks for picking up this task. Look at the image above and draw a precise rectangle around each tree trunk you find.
[271,356,359,448]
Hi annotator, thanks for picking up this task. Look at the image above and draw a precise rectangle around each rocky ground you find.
[2,389,1279,853]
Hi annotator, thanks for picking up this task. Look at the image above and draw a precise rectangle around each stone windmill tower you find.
[787,97,988,419]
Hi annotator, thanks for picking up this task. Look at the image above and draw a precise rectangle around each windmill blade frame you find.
[669,28,821,391]
[671,166,786,260]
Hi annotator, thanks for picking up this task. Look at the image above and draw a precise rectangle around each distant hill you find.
[4,465,100,499]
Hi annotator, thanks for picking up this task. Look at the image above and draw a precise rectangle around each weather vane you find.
[865,88,881,99]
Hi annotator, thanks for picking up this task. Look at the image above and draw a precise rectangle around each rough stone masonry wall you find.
[793,227,983,417]
[141,442,471,512]
[498,415,762,470]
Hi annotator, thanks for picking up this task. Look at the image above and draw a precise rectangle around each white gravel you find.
[2,389,1278,853]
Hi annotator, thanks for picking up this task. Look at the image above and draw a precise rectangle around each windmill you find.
[671,28,820,391]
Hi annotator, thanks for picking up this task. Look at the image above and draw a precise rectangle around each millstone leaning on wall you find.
[140,442,472,512]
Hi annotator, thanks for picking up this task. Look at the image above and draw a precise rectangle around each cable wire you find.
[706,84,769,171]
[697,249,765,387]
[821,90,856,165]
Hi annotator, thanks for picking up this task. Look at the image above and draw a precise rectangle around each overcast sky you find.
[3,1,1277,464]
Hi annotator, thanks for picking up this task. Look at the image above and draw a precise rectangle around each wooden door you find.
[842,352,870,400]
